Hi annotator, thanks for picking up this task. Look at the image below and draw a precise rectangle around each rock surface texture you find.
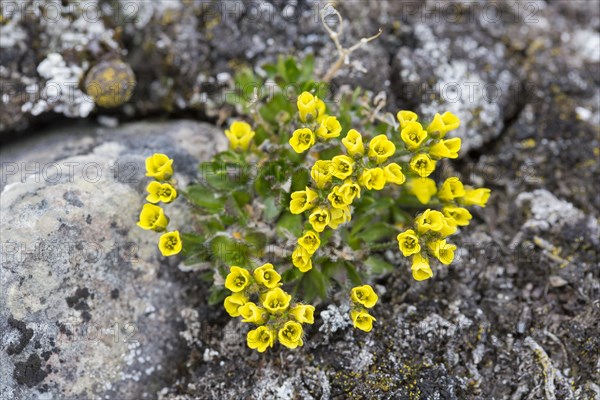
[1,121,227,399]
[1,0,599,399]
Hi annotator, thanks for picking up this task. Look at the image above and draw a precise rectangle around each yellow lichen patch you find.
[84,60,136,108]
[520,138,537,149]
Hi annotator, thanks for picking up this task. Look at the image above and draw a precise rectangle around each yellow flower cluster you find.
[397,176,490,280]
[137,153,182,256]
[225,121,256,152]
[349,285,378,332]
[289,92,335,153]
[291,230,321,272]
[288,94,415,273]
[398,111,461,178]
[223,263,315,352]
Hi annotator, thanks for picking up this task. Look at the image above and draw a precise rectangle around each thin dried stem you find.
[320,6,382,83]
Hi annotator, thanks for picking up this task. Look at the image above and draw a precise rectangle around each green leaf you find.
[300,54,315,81]
[319,145,343,160]
[199,271,214,282]
[359,222,396,243]
[214,150,244,164]
[344,262,364,286]
[263,197,281,222]
[290,168,309,192]
[254,125,269,145]
[302,268,328,302]
[321,260,342,279]
[262,63,278,78]
[199,162,230,191]
[284,57,301,84]
[350,213,375,237]
[205,217,225,234]
[225,196,249,225]
[181,233,211,264]
[208,286,229,306]
[232,190,251,208]
[259,92,294,125]
[186,184,225,212]
[245,231,267,257]
[276,213,303,238]
[210,235,249,266]
[282,267,302,284]
[364,256,394,275]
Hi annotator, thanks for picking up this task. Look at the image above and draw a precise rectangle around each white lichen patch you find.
[319,303,352,334]
[24,53,94,118]
[516,189,584,232]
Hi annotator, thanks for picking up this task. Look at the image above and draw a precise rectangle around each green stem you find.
[369,241,398,252]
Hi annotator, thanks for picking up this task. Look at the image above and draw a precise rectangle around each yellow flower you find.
[328,206,351,229]
[428,239,457,265]
[411,253,433,281]
[238,302,267,324]
[289,304,315,324]
[247,326,275,353]
[339,180,361,203]
[415,209,445,234]
[397,110,418,129]
[297,92,326,122]
[314,97,327,122]
[443,206,473,226]
[297,92,317,122]
[383,163,406,185]
[224,121,255,151]
[408,178,437,204]
[292,246,313,272]
[290,186,318,214]
[145,153,173,181]
[278,321,304,349]
[400,121,427,150]
[146,181,177,203]
[297,231,320,255]
[262,287,292,314]
[331,155,354,180]
[409,153,436,177]
[438,177,465,201]
[224,266,251,293]
[350,310,376,332]
[368,134,396,164]
[289,128,315,153]
[461,188,491,207]
[158,230,182,256]
[253,263,281,289]
[359,168,386,190]
[397,229,421,257]
[224,292,248,317]
[311,160,334,188]
[439,216,458,237]
[342,129,365,156]
[137,203,169,231]
[350,285,378,308]
[309,207,331,232]
[426,112,460,137]
[429,138,461,159]
[328,186,351,209]
[316,115,342,139]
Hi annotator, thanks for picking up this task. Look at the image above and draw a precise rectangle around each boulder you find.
[0,120,226,399]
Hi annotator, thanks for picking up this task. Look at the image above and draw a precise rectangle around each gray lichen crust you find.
[0,120,226,399]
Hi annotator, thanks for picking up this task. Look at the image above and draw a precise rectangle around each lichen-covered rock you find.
[1,1,599,399]
[0,120,226,399]
[2,0,599,157]
[516,189,599,243]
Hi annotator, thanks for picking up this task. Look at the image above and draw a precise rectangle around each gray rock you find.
[0,120,226,399]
